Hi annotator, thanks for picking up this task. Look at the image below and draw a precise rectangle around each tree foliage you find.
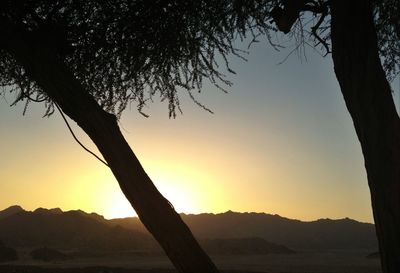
[374,0,400,81]
[0,0,275,118]
[1,0,398,118]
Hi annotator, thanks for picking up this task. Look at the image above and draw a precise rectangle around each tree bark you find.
[331,1,400,272]
[3,24,219,273]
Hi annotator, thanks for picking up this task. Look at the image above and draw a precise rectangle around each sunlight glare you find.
[104,190,135,219]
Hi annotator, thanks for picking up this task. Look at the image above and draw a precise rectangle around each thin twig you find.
[310,3,331,56]
[55,103,109,167]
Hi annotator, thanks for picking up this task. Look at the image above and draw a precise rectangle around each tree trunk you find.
[4,26,219,273]
[330,1,400,272]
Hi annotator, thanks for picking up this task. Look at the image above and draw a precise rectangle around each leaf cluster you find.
[374,0,400,82]
[0,0,398,118]
[0,0,273,117]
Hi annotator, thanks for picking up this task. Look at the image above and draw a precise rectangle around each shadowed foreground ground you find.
[0,251,381,273]
[0,265,260,273]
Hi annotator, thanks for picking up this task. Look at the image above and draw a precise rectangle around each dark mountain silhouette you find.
[111,210,378,251]
[0,205,23,220]
[0,206,378,253]
[0,206,155,252]
[0,240,18,262]
[33,208,63,215]
[184,211,377,250]
[201,237,295,255]
[30,247,69,261]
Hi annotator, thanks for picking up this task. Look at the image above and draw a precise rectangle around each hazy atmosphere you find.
[2,39,395,222]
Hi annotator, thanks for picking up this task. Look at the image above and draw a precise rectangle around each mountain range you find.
[0,206,378,255]
[109,210,378,250]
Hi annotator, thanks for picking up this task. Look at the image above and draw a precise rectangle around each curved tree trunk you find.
[331,1,400,272]
[4,24,219,273]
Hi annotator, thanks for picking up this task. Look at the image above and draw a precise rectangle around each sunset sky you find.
[1,38,399,223]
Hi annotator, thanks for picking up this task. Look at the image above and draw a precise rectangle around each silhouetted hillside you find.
[30,247,69,261]
[0,205,23,220]
[0,240,18,262]
[0,206,378,252]
[0,206,154,252]
[33,208,63,215]
[182,211,378,250]
[201,237,295,255]
[111,211,378,251]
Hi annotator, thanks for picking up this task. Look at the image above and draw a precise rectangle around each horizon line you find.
[0,204,375,225]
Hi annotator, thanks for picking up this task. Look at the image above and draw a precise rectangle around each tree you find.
[265,1,399,272]
[0,1,269,272]
[331,2,399,272]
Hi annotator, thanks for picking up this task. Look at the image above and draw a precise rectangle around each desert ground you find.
[0,250,382,273]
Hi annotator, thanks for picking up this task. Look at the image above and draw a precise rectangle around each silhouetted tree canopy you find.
[374,0,400,81]
[1,1,399,117]
[0,0,274,118]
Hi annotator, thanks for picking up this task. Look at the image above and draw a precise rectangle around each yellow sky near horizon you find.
[0,101,373,222]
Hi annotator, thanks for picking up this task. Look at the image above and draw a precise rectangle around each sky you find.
[1,38,399,223]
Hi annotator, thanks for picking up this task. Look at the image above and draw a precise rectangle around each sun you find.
[102,183,199,219]
[155,181,199,213]
[105,191,136,219]
[87,158,224,219]
[96,173,201,219]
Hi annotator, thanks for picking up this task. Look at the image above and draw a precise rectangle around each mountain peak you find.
[33,207,63,215]
[225,210,236,214]
[65,209,105,223]
[0,205,24,219]
[5,205,23,211]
